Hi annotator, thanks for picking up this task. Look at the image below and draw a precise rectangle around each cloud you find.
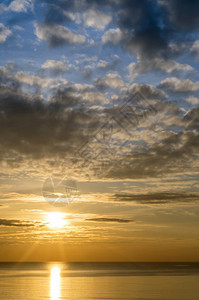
[159,77,199,92]
[35,23,86,47]
[0,0,33,14]
[191,40,199,54]
[128,58,193,79]
[0,61,198,182]
[8,0,199,62]
[40,0,113,28]
[41,60,69,74]
[0,80,101,162]
[88,84,198,180]
[95,72,124,89]
[184,107,199,130]
[0,65,20,89]
[105,122,199,180]
[129,83,167,100]
[26,0,199,60]
[81,92,109,105]
[15,71,56,88]
[0,218,36,227]
[186,96,199,106]
[97,56,120,71]
[85,217,134,223]
[97,60,109,68]
[114,0,199,59]
[73,84,189,180]
[0,65,69,90]
[0,24,12,44]
[102,28,123,44]
[116,0,171,59]
[113,192,199,204]
[40,0,78,26]
[54,83,109,105]
[8,0,33,13]
[165,0,199,30]
[81,8,112,30]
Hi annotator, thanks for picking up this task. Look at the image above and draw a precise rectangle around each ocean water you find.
[0,262,199,299]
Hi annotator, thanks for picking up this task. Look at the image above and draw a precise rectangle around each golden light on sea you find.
[50,265,61,300]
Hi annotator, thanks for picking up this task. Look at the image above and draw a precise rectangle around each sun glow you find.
[46,212,67,229]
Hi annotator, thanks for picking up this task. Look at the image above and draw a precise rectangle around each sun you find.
[46,212,67,229]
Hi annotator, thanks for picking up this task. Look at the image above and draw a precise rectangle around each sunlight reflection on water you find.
[50,266,61,300]
[1,263,199,299]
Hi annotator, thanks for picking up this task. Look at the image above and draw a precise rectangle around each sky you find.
[0,0,199,262]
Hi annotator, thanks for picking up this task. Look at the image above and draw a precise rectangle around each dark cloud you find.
[184,107,199,130]
[165,0,199,30]
[0,85,98,160]
[113,193,199,204]
[39,0,171,58]
[41,0,112,24]
[101,102,199,180]
[35,23,86,48]
[129,83,167,100]
[85,217,134,223]
[0,66,100,164]
[100,85,198,181]
[43,3,73,25]
[105,129,199,180]
[114,0,199,58]
[0,61,198,181]
[116,0,171,59]
[0,65,20,89]
[31,0,199,60]
[0,218,36,227]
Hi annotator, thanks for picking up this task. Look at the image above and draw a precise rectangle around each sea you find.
[0,262,199,299]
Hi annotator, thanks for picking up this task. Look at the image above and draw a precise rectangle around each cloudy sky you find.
[0,0,199,262]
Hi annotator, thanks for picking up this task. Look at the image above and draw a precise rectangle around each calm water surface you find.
[0,262,199,299]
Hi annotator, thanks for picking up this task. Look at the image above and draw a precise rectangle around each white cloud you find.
[82,92,109,105]
[129,83,167,100]
[15,71,67,89]
[41,60,69,72]
[97,60,109,68]
[111,94,119,101]
[35,24,86,47]
[16,72,52,88]
[128,58,193,80]
[72,83,94,91]
[186,96,199,105]
[0,24,12,44]
[8,0,33,13]
[81,9,112,30]
[102,28,123,44]
[191,40,199,53]
[159,77,199,92]
[95,72,124,89]
[63,11,76,22]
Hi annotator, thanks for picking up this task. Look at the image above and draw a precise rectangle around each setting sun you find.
[46,213,67,229]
